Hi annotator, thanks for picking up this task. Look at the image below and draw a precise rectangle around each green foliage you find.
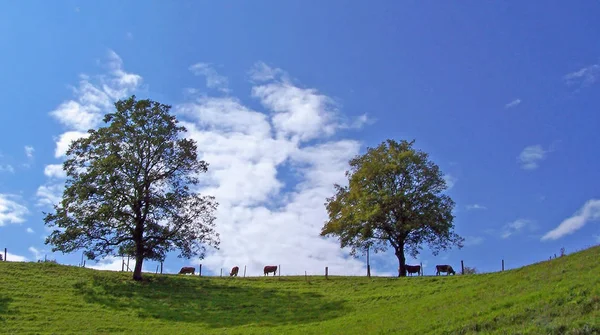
[1,246,599,334]
[43,95,219,281]
[321,139,463,276]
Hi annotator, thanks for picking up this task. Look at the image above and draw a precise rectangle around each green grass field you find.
[1,246,599,335]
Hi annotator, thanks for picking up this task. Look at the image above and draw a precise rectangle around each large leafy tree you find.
[321,139,463,277]
[44,95,220,281]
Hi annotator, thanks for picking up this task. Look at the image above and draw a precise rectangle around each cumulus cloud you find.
[564,63,600,87]
[0,164,14,173]
[26,227,35,234]
[541,199,600,241]
[44,164,67,179]
[87,255,153,273]
[0,194,29,226]
[50,49,142,132]
[4,252,28,262]
[29,246,43,261]
[518,145,548,170]
[466,204,487,210]
[24,145,34,158]
[505,99,521,109]
[501,219,536,239]
[248,61,286,82]
[54,131,89,158]
[443,174,457,190]
[176,65,374,276]
[36,184,64,207]
[189,63,230,93]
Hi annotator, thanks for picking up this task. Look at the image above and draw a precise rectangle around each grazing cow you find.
[230,266,239,277]
[435,265,456,276]
[405,264,422,276]
[178,266,195,275]
[263,265,277,276]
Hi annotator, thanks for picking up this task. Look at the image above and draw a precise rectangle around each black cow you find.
[405,264,422,276]
[178,266,195,275]
[263,265,277,276]
[435,265,456,276]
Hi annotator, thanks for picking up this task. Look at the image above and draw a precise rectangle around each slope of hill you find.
[0,246,599,335]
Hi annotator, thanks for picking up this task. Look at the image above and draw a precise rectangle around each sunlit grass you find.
[1,246,599,334]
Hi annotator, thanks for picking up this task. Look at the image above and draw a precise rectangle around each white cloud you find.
[50,50,142,132]
[466,204,487,210]
[501,219,535,239]
[248,61,286,82]
[26,227,35,234]
[36,184,63,207]
[252,82,339,142]
[175,67,372,276]
[4,252,28,262]
[0,164,14,173]
[564,63,599,87]
[87,255,152,273]
[464,236,484,246]
[54,131,89,158]
[251,62,369,142]
[0,194,29,226]
[541,199,600,241]
[25,145,34,158]
[29,246,43,261]
[518,145,547,170]
[189,63,230,93]
[505,99,521,109]
[44,164,67,179]
[443,174,457,190]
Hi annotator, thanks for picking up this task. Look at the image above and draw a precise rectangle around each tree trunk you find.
[395,248,407,277]
[133,254,144,281]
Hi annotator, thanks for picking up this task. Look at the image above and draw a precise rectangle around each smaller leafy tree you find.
[463,266,477,275]
[44,95,220,281]
[321,139,464,277]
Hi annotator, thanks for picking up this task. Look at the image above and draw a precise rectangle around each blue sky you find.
[1,1,599,276]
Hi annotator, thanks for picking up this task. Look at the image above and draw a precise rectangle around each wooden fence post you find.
[4,248,7,261]
[325,266,329,279]
[420,262,423,276]
[461,260,464,275]
[160,261,163,274]
[502,259,504,271]
[279,264,281,279]
[243,265,246,278]
[220,268,223,277]
[199,264,202,277]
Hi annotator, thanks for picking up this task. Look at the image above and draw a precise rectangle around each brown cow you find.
[230,266,239,277]
[435,265,456,276]
[263,265,277,276]
[178,266,195,275]
[405,264,422,276]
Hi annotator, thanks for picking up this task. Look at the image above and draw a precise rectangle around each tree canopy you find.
[321,139,463,277]
[44,95,219,281]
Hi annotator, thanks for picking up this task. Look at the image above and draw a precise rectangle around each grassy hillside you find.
[1,246,599,335]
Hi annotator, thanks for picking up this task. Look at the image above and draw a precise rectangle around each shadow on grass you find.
[0,295,12,318]
[74,274,350,328]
